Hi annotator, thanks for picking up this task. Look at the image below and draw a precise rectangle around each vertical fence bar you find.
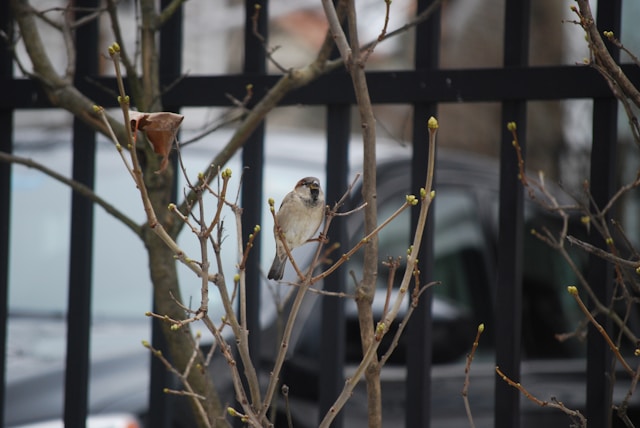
[239,0,267,412]
[495,1,529,428]
[587,3,621,427]
[318,104,350,428]
[406,1,440,427]
[0,1,13,425]
[0,136,9,428]
[587,99,616,428]
[64,1,99,426]
[495,107,526,428]
[0,110,10,428]
[147,2,184,426]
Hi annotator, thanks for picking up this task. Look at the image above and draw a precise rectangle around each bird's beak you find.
[310,184,319,200]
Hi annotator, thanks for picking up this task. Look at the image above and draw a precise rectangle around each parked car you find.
[263,150,607,428]
[4,128,637,427]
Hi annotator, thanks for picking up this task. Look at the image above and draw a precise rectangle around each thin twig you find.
[378,280,439,366]
[143,335,212,428]
[106,0,141,103]
[179,88,253,149]
[496,366,587,427]
[361,0,392,63]
[381,257,400,319]
[251,4,287,73]
[156,0,187,28]
[567,286,635,377]
[312,200,412,283]
[201,314,262,427]
[462,324,485,428]
[567,236,640,271]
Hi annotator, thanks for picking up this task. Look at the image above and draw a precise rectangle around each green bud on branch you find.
[427,116,439,130]
[375,321,386,341]
[406,194,418,205]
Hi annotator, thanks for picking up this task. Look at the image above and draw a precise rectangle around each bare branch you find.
[251,4,287,73]
[573,1,640,109]
[567,286,635,377]
[11,0,129,144]
[106,0,142,102]
[321,0,352,66]
[378,280,439,367]
[157,0,188,28]
[567,235,640,271]
[462,324,485,428]
[143,334,213,428]
[496,366,587,427]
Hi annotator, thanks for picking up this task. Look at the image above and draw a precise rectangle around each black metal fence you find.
[0,0,630,427]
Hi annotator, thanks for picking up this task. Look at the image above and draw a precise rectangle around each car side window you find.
[520,214,587,358]
[349,188,491,313]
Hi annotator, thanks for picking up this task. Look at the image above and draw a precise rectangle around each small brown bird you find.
[268,177,325,280]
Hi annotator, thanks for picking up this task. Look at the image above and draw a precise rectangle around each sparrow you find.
[268,177,325,280]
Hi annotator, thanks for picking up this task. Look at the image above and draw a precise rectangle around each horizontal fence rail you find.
[0,1,630,428]
[3,65,639,109]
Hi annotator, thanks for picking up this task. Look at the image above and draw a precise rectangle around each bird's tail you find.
[267,255,286,280]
